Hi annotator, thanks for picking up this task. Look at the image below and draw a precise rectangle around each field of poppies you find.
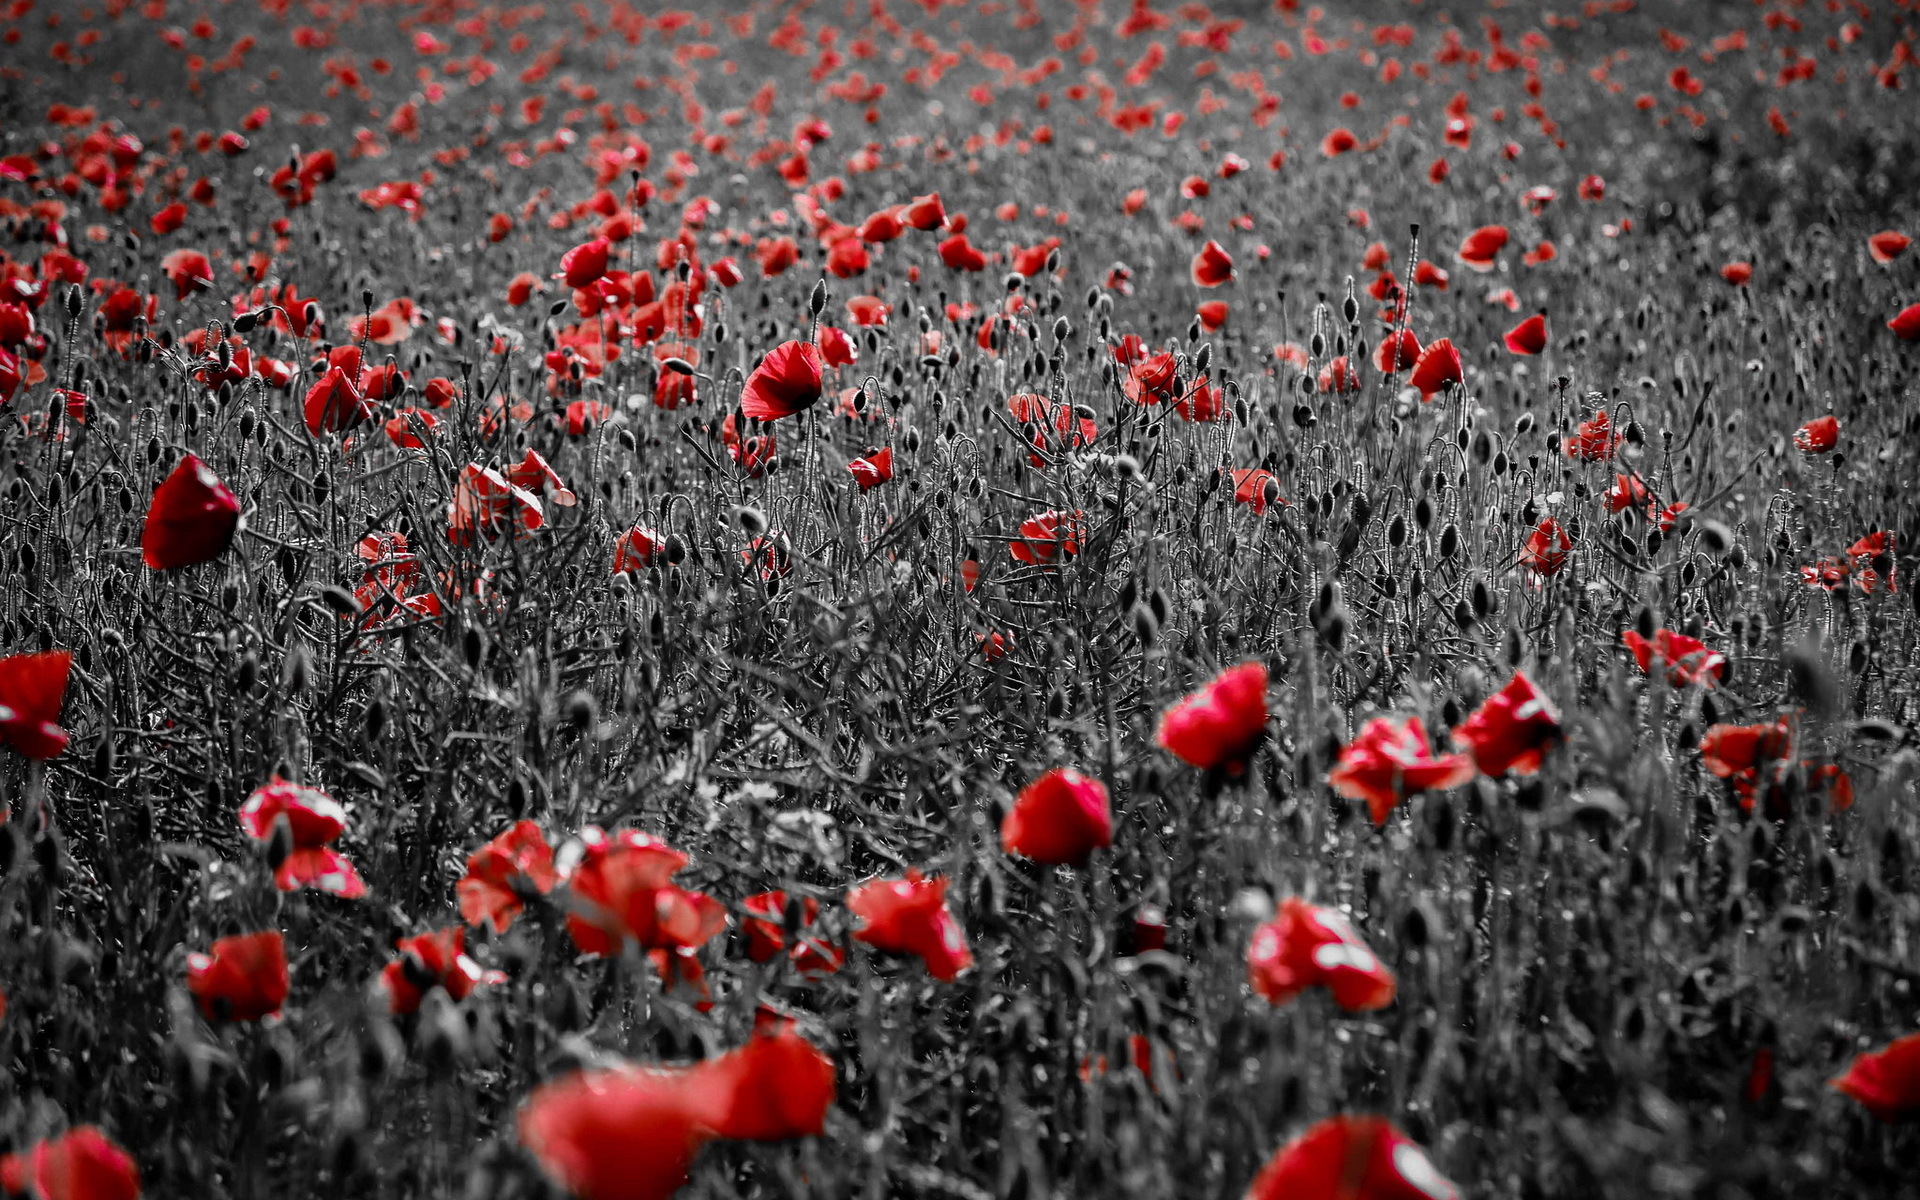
[2,0,1920,1196]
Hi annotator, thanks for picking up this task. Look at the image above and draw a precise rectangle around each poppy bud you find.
[661,357,695,375]
[809,278,827,316]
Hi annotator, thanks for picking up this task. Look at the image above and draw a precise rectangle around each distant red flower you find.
[458,820,558,933]
[1331,716,1475,825]
[1564,410,1620,461]
[739,891,842,976]
[141,454,241,569]
[1578,174,1606,201]
[186,930,289,1022]
[1408,336,1462,399]
[1320,127,1358,156]
[447,464,546,547]
[560,237,611,288]
[1248,897,1396,1011]
[1197,300,1229,331]
[239,778,366,898]
[1002,768,1113,866]
[1457,224,1509,271]
[1503,312,1547,355]
[381,926,497,1016]
[1794,415,1839,453]
[1155,661,1269,775]
[1700,721,1793,810]
[1519,517,1572,578]
[1868,231,1911,265]
[1720,261,1753,286]
[1452,671,1561,776]
[1245,1116,1457,1200]
[1833,1032,1920,1121]
[740,340,823,421]
[1849,530,1898,594]
[1190,239,1233,287]
[563,828,727,958]
[1010,508,1083,565]
[848,447,894,492]
[0,650,72,760]
[160,248,214,299]
[1623,629,1726,688]
[1009,392,1097,463]
[26,1127,140,1200]
[1318,355,1361,394]
[847,869,973,981]
[901,192,946,231]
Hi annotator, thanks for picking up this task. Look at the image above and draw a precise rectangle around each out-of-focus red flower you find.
[1190,239,1233,287]
[1126,351,1179,403]
[1457,224,1509,271]
[938,232,988,271]
[186,931,289,1022]
[1622,629,1726,688]
[1452,671,1561,776]
[1848,530,1898,595]
[0,650,72,760]
[458,820,558,933]
[739,891,841,976]
[1155,661,1269,775]
[519,1067,715,1200]
[1248,897,1396,1011]
[1869,231,1911,265]
[1330,716,1475,825]
[1519,518,1573,578]
[686,1025,838,1140]
[562,828,727,958]
[901,192,946,230]
[1833,1032,1920,1121]
[1503,312,1547,355]
[1563,409,1620,460]
[1002,768,1112,866]
[141,454,241,570]
[303,366,374,437]
[238,777,366,898]
[1699,720,1793,810]
[740,340,823,421]
[847,869,973,981]
[1245,1116,1457,1200]
[381,926,498,1015]
[1793,415,1839,453]
[26,1127,140,1200]
[160,248,214,299]
[1720,261,1753,286]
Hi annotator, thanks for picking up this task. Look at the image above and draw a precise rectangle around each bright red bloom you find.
[1700,720,1792,783]
[1408,337,1462,400]
[1794,415,1839,453]
[1564,410,1621,461]
[186,930,289,1022]
[1503,313,1547,355]
[687,1025,838,1141]
[1330,716,1475,825]
[1849,530,1898,595]
[740,892,841,976]
[1245,1116,1457,1200]
[858,207,905,243]
[1373,328,1420,372]
[1002,768,1113,865]
[160,248,214,299]
[1720,261,1753,286]
[902,192,947,230]
[1231,469,1285,514]
[560,237,611,288]
[141,454,241,569]
[740,340,823,421]
[458,820,559,933]
[1888,303,1920,341]
[1190,239,1233,287]
[237,777,366,898]
[1623,629,1727,688]
[612,525,666,574]
[1519,518,1572,577]
[519,1067,715,1200]
[1451,671,1561,776]
[1869,231,1911,265]
[1009,392,1097,463]
[1010,509,1083,565]
[26,1127,140,1200]
[847,870,973,981]
[1155,661,1269,775]
[848,447,894,492]
[938,232,988,271]
[303,366,374,437]
[1457,224,1509,271]
[563,828,727,958]
[1832,1032,1920,1121]
[380,926,494,1016]
[0,650,73,760]
[1247,897,1396,1011]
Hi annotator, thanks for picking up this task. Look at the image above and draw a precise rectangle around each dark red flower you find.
[1700,721,1792,780]
[141,454,241,570]
[1330,716,1475,825]
[519,1067,714,1200]
[160,248,214,299]
[1888,303,1920,341]
[938,232,988,271]
[1519,518,1572,578]
[186,930,289,1022]
[1002,768,1113,866]
[1010,509,1083,565]
[458,820,558,933]
[1833,1032,1920,1121]
[739,891,841,976]
[562,828,727,958]
[1451,671,1561,776]
[1231,469,1285,514]
[1503,312,1547,355]
[1247,897,1396,1011]
[686,1025,838,1141]
[1720,261,1753,286]
[848,447,894,492]
[847,869,973,981]
[740,340,823,421]
[0,650,72,761]
[1155,661,1269,775]
[303,365,374,437]
[26,1127,140,1200]
[902,192,947,231]
[1245,1116,1457,1200]
[380,926,496,1016]
[1794,415,1839,453]
[1457,224,1509,271]
[1190,239,1233,287]
[1373,328,1420,372]
[1407,337,1462,400]
[1622,629,1726,688]
[560,237,611,289]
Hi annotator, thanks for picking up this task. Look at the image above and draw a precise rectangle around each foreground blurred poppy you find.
[1002,768,1113,865]
[0,649,73,760]
[562,828,727,958]
[686,1025,837,1141]
[1832,1032,1920,1121]
[740,340,823,420]
[141,454,241,569]
[381,926,498,1016]
[848,447,894,492]
[1247,898,1395,1011]
[1244,1116,1456,1200]
[847,870,973,981]
[1451,671,1561,776]
[186,930,289,1022]
[238,778,367,898]
[1622,629,1726,688]
[459,820,558,933]
[1330,716,1475,825]
[1156,661,1269,775]
[25,1127,140,1200]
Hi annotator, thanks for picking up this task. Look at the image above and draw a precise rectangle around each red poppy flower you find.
[447,465,546,547]
[141,454,241,570]
[1002,768,1113,866]
[1408,337,1462,400]
[1457,224,1509,271]
[519,1066,715,1200]
[1374,328,1420,372]
[740,340,823,421]
[1245,1116,1457,1200]
[1848,530,1897,595]
[150,201,187,236]
[1622,629,1727,688]
[816,324,856,368]
[1190,239,1233,287]
[1155,661,1269,775]
[1888,302,1920,339]
[1832,1032,1920,1121]
[847,295,891,326]
[1700,720,1792,782]
[1320,127,1358,156]
[1248,897,1396,1011]
[1125,350,1179,403]
[1009,393,1097,463]
[938,232,988,271]
[902,192,947,231]
[238,777,367,898]
[1452,671,1561,776]
[687,1025,838,1141]
[562,828,727,958]
[1869,231,1911,265]
[26,1127,140,1200]
[0,650,72,761]
[847,869,973,981]
[739,892,841,976]
[1331,716,1475,825]
[848,447,894,492]
[612,525,666,575]
[160,248,214,299]
[1794,415,1839,453]
[1503,312,1547,355]
[1010,509,1083,565]
[1519,517,1573,578]
[303,365,374,437]
[1231,468,1285,514]
[186,930,289,1022]
[458,820,559,933]
[1720,261,1753,286]
[560,237,611,288]
[381,926,497,1016]
[1318,355,1361,394]
[1563,410,1620,461]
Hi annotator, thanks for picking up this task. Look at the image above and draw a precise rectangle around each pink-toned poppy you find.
[1622,629,1727,688]
[1247,897,1396,1011]
[1156,661,1269,775]
[847,869,973,981]
[1245,1116,1457,1200]
[0,650,73,761]
[1452,671,1561,776]
[1002,768,1113,866]
[1832,1032,1920,1121]
[1330,716,1475,825]
[740,340,823,421]
[141,454,241,569]
[458,820,559,933]
[186,930,289,1022]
